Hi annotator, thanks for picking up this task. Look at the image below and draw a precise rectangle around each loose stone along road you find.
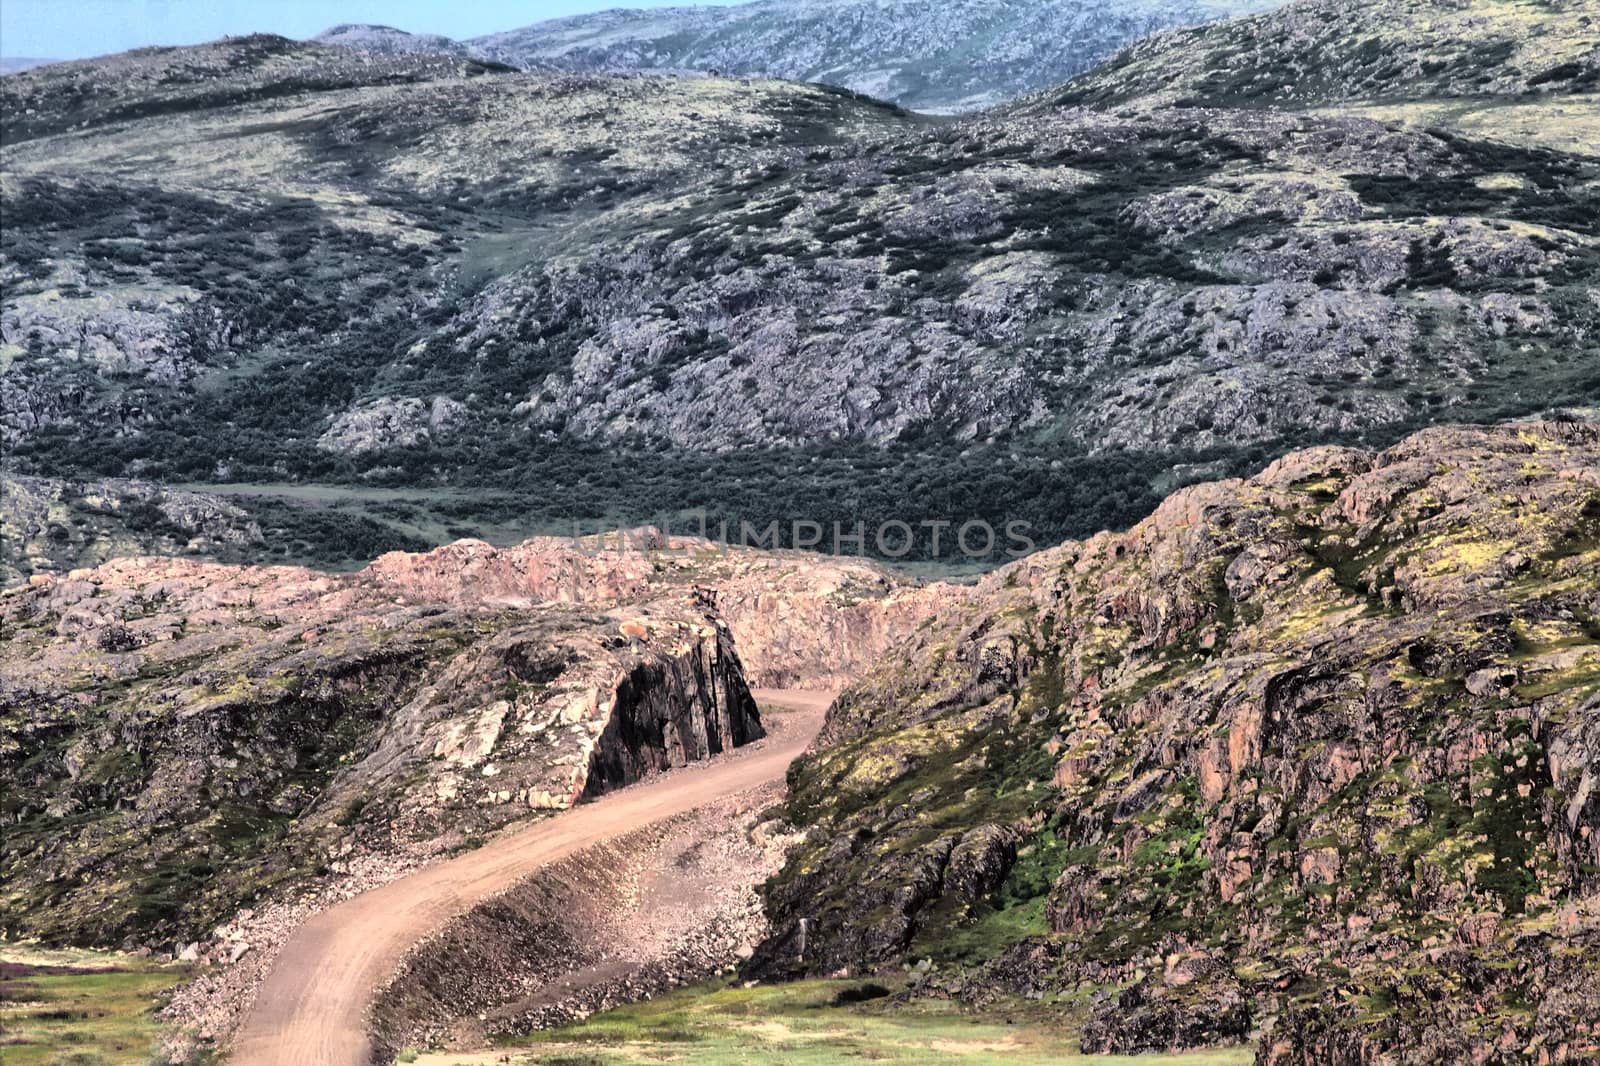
[230,689,833,1066]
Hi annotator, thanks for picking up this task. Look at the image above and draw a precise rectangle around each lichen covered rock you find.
[0,550,762,947]
[754,420,1600,1062]
[0,526,952,948]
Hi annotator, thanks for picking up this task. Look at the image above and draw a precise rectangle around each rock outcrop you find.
[753,420,1600,1063]
[658,549,965,689]
[0,530,945,949]
[315,395,467,455]
[583,631,762,792]
[0,561,751,948]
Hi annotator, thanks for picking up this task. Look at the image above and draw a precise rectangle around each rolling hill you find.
[2,0,1597,579]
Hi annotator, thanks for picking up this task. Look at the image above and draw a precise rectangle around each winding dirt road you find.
[229,689,832,1066]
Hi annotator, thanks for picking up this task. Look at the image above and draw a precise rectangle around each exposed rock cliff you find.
[657,549,964,689]
[583,634,762,793]
[753,420,1600,1063]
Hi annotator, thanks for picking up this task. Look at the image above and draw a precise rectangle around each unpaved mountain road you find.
[229,689,833,1066]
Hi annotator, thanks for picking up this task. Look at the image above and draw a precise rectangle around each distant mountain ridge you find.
[313,0,1285,112]
[314,23,473,58]
[4,0,1597,577]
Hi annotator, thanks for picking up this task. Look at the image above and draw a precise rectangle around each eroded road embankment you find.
[229,689,832,1066]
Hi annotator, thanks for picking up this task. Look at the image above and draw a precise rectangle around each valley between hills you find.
[1,1,1598,1064]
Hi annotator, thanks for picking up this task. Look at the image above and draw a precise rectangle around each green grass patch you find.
[920,897,1050,967]
[0,948,188,1066]
[466,977,1251,1066]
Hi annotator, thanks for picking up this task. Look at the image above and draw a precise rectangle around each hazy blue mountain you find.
[317,0,1284,112]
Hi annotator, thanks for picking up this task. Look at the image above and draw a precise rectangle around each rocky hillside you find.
[1,475,266,585]
[0,531,949,950]
[752,419,1600,1062]
[4,13,1596,570]
[455,0,1282,114]
[0,34,511,144]
[1055,0,1600,109]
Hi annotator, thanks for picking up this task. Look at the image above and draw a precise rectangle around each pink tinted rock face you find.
[754,421,1600,1065]
[1,527,944,948]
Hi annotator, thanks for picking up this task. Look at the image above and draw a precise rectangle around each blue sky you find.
[1,0,737,60]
